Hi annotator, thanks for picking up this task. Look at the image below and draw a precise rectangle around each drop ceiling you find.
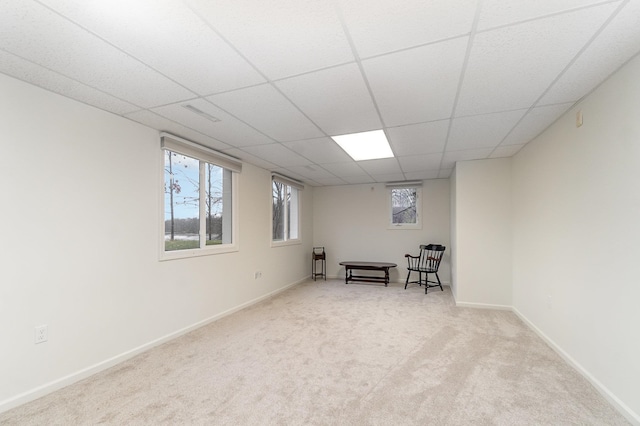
[1,0,639,186]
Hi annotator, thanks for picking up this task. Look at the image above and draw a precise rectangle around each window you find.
[388,183,422,229]
[161,133,241,258]
[272,174,303,244]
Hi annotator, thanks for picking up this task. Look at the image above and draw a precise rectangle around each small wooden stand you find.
[312,247,326,281]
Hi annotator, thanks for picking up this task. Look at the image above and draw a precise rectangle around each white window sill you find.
[159,244,239,261]
[387,223,422,230]
[271,239,301,248]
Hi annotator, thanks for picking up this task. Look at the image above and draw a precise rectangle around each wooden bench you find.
[339,261,397,286]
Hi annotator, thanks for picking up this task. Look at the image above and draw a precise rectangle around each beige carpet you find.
[0,279,629,425]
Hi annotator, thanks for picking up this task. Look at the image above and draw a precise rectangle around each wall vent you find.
[182,104,220,123]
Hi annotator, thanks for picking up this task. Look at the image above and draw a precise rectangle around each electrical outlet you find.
[35,325,48,344]
[254,271,262,279]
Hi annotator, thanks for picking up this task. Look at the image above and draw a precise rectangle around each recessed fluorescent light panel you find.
[331,130,394,161]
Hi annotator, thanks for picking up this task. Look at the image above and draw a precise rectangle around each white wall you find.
[512,54,640,420]
[0,73,313,411]
[450,170,458,299]
[312,180,450,284]
[450,158,512,307]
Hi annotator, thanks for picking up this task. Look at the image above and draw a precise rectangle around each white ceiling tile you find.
[275,63,381,136]
[540,1,640,105]
[125,110,231,151]
[357,158,403,175]
[372,173,406,183]
[312,177,348,186]
[363,37,468,127]
[207,84,323,141]
[0,50,138,115]
[438,169,453,178]
[456,4,618,116]
[478,0,615,30]
[187,0,354,80]
[242,144,312,167]
[342,175,375,184]
[405,170,440,180]
[339,0,477,58]
[320,162,368,177]
[282,138,352,164]
[286,165,336,181]
[503,103,573,145]
[221,148,277,171]
[490,144,525,158]
[441,148,494,169]
[0,1,194,108]
[386,120,449,156]
[448,109,527,151]
[152,99,274,147]
[37,0,265,96]
[398,154,443,172]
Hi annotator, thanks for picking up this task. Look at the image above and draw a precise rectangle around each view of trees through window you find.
[272,180,299,242]
[164,150,229,251]
[391,187,417,224]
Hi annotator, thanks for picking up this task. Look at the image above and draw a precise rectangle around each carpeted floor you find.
[0,279,629,425]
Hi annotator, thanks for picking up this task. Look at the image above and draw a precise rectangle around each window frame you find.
[271,174,303,247]
[159,133,241,261]
[387,183,422,230]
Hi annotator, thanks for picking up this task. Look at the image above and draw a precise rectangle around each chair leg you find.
[404,270,410,289]
[436,273,443,291]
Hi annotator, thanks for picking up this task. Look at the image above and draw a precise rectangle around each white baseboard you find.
[0,277,306,414]
[455,301,512,310]
[451,296,638,424]
[512,307,640,426]
[451,288,510,310]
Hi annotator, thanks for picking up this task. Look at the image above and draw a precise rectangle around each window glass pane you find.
[272,181,285,241]
[392,188,417,224]
[205,163,223,246]
[289,187,299,239]
[286,185,291,239]
[272,181,299,242]
[164,151,200,251]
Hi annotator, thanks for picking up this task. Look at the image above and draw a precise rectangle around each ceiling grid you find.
[1,0,639,185]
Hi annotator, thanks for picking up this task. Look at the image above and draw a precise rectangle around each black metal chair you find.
[404,244,445,294]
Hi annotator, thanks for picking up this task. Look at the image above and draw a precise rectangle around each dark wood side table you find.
[339,261,397,286]
[312,247,326,281]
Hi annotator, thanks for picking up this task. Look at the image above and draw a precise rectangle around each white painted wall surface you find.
[312,180,451,284]
[451,158,512,307]
[512,54,640,420]
[0,73,313,410]
[449,169,458,300]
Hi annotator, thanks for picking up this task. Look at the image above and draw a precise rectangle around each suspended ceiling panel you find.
[1,0,639,186]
